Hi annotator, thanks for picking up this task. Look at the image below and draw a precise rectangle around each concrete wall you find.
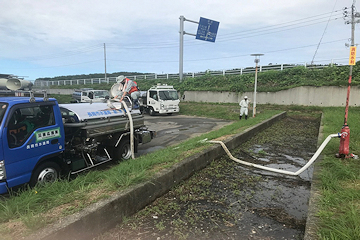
[45,88,74,95]
[183,86,360,107]
[44,86,360,107]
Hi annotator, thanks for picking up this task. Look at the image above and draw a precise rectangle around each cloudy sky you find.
[0,0,357,81]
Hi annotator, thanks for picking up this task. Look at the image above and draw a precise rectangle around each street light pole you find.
[251,54,264,117]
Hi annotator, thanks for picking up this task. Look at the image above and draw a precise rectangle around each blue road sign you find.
[196,17,219,43]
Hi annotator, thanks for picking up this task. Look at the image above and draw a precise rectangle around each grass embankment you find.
[47,64,360,94]
[316,108,360,239]
[0,102,281,239]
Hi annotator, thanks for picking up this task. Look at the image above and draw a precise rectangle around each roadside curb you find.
[304,113,325,239]
[29,112,287,240]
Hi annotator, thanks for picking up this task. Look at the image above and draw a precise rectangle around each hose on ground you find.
[208,133,339,176]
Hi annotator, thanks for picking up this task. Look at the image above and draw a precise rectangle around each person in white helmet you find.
[115,75,140,109]
[239,96,250,120]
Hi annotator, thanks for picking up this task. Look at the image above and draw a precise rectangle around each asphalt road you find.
[136,114,232,156]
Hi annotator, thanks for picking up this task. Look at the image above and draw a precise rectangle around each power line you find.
[40,12,339,53]
[311,0,339,64]
[215,18,341,43]
[182,39,348,62]
[218,11,343,38]
[9,37,349,70]
[104,11,344,49]
[10,10,351,68]
[104,39,348,63]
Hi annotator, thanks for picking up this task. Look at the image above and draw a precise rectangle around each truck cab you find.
[140,84,180,115]
[0,97,65,193]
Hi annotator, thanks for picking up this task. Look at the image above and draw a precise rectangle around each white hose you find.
[121,100,135,159]
[208,133,339,176]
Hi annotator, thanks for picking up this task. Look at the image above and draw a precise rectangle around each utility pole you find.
[179,16,184,82]
[338,0,359,158]
[344,2,356,125]
[104,43,107,84]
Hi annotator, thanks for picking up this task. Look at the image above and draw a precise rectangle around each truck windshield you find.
[159,91,179,101]
[0,103,7,124]
[94,91,109,98]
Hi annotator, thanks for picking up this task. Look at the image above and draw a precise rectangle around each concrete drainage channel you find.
[28,111,311,240]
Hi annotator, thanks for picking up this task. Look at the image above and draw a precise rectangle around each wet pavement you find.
[137,114,232,156]
[95,114,320,240]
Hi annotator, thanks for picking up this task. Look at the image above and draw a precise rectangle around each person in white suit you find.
[239,96,250,120]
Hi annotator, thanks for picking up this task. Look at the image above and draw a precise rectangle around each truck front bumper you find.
[158,108,179,114]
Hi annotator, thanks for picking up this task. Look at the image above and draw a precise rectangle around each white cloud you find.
[0,0,356,79]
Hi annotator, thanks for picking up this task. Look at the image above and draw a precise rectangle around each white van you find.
[72,88,110,103]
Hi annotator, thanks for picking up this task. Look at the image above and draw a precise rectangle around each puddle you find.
[97,114,321,240]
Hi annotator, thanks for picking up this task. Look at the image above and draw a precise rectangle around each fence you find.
[33,62,343,88]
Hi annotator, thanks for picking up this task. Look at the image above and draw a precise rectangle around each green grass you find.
[0,102,282,239]
[316,107,360,240]
[0,103,359,240]
[49,94,72,103]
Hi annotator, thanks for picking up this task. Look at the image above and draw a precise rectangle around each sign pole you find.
[179,16,219,83]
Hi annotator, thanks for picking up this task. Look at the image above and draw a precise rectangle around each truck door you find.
[148,90,160,110]
[4,103,64,188]
[149,90,158,101]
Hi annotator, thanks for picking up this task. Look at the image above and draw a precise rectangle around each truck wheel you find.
[30,162,61,187]
[114,140,132,161]
[149,107,155,116]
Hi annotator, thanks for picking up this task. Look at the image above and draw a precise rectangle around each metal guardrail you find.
[34,62,344,87]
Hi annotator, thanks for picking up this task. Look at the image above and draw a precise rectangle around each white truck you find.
[72,88,110,103]
[139,84,180,116]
